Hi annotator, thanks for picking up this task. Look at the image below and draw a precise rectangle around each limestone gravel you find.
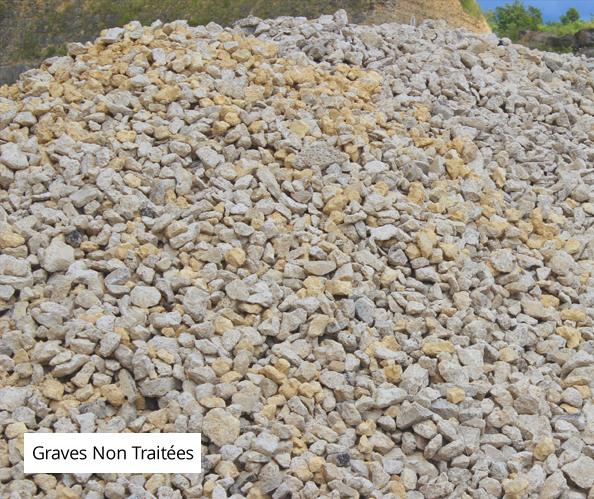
[3,8,594,499]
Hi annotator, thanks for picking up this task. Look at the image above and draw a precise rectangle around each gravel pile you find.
[3,9,594,499]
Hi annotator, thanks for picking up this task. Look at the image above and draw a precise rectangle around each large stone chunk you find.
[202,408,240,447]
[562,456,594,489]
[292,141,348,169]
[183,288,209,320]
[130,286,162,308]
[42,240,75,273]
[0,143,28,170]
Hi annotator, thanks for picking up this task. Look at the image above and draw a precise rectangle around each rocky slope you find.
[0,0,489,85]
[3,8,594,499]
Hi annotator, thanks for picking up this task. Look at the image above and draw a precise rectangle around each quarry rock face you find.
[2,9,594,499]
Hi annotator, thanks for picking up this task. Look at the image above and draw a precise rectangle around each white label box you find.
[24,433,202,473]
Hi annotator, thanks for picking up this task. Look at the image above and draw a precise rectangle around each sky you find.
[476,0,594,23]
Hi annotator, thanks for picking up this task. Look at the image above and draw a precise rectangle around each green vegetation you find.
[20,31,41,59]
[43,43,68,59]
[539,8,594,38]
[459,0,484,21]
[0,2,6,21]
[486,0,542,40]
[487,3,594,43]
[560,7,580,25]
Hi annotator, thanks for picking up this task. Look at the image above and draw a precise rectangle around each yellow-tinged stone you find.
[5,422,27,439]
[576,385,591,398]
[121,172,143,190]
[446,158,467,180]
[382,336,400,352]
[262,365,286,384]
[505,208,523,223]
[565,237,580,254]
[532,208,559,237]
[492,167,506,188]
[154,85,180,105]
[289,120,310,138]
[275,358,290,374]
[136,243,159,258]
[0,232,25,248]
[381,268,399,287]
[561,403,580,414]
[308,314,332,337]
[416,229,437,258]
[294,467,313,482]
[540,295,559,309]
[446,387,466,404]
[584,203,594,215]
[356,420,376,436]
[560,309,587,322]
[213,121,231,135]
[215,315,234,334]
[101,384,125,406]
[556,326,581,348]
[42,378,64,400]
[309,456,326,473]
[533,438,555,460]
[212,359,231,377]
[224,113,241,126]
[412,106,430,122]
[116,130,137,143]
[325,280,352,295]
[499,347,519,363]
[224,248,246,268]
[502,477,529,499]
[221,371,243,384]
[390,479,407,499]
[421,341,455,357]
[438,243,458,261]
[358,435,373,453]
[324,195,349,214]
[383,364,403,384]
[373,181,390,197]
[303,276,324,294]
[279,379,300,399]
[407,182,426,205]
[482,206,497,219]
[260,405,277,419]
[156,348,175,364]
[56,484,79,499]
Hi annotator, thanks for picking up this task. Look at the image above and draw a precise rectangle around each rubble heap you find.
[3,9,594,499]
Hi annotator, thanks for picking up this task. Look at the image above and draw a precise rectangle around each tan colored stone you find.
[308,314,332,337]
[446,387,466,404]
[325,280,352,295]
[324,195,349,214]
[381,268,399,287]
[383,364,403,384]
[560,309,587,323]
[5,422,27,439]
[0,232,25,248]
[421,341,455,357]
[42,378,64,401]
[502,477,529,499]
[101,384,125,406]
[416,229,437,258]
[290,120,310,138]
[116,130,137,142]
[556,326,581,348]
[534,438,555,460]
[224,248,246,268]
[540,295,560,309]
[499,347,519,363]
